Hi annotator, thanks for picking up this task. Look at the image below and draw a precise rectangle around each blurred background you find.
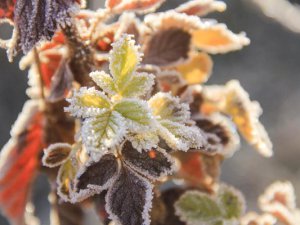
[0,0,299,224]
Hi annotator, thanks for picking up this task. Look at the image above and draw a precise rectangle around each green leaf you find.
[90,71,117,96]
[114,99,153,131]
[217,185,245,220]
[119,72,155,98]
[109,35,141,92]
[66,87,111,118]
[175,191,222,225]
[148,92,190,123]
[81,110,126,156]
[158,120,205,151]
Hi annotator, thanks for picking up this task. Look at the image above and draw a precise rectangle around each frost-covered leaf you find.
[122,141,176,180]
[217,185,245,220]
[90,71,117,96]
[259,181,296,211]
[73,154,119,201]
[175,191,222,225]
[175,0,227,17]
[116,13,141,42]
[65,87,111,118]
[14,0,80,54]
[175,186,244,225]
[149,92,206,151]
[223,80,273,157]
[158,120,205,151]
[106,165,153,225]
[0,0,15,20]
[258,181,300,225]
[81,110,126,155]
[192,23,250,54]
[0,100,44,225]
[94,35,154,98]
[118,72,155,98]
[149,93,190,123]
[42,143,72,168]
[105,0,165,14]
[48,60,74,102]
[201,81,273,157]
[114,99,153,130]
[176,52,213,85]
[194,114,240,157]
[109,34,141,91]
[127,131,160,152]
[143,28,191,66]
[240,213,277,225]
[57,157,79,202]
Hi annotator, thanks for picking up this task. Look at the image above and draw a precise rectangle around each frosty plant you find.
[0,1,298,225]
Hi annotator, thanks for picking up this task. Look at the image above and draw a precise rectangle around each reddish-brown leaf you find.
[0,101,44,225]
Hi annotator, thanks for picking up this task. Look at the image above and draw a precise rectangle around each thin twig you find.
[33,47,45,100]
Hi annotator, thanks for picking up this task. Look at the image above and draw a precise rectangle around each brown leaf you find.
[106,165,153,225]
[48,60,74,102]
[76,154,119,193]
[143,28,191,66]
[122,141,176,180]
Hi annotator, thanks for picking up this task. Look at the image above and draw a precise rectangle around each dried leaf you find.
[0,100,44,225]
[57,157,79,202]
[106,165,153,225]
[192,23,250,54]
[106,0,165,14]
[175,0,227,17]
[176,52,213,85]
[48,60,74,102]
[144,11,249,54]
[194,114,240,157]
[223,81,273,157]
[241,213,277,225]
[143,28,191,66]
[201,81,273,157]
[176,151,221,191]
[122,141,176,180]
[258,181,300,225]
[42,143,72,168]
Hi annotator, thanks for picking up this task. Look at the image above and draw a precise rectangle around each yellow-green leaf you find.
[90,71,117,96]
[110,35,141,91]
[114,99,153,130]
[148,93,190,123]
[66,87,111,118]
